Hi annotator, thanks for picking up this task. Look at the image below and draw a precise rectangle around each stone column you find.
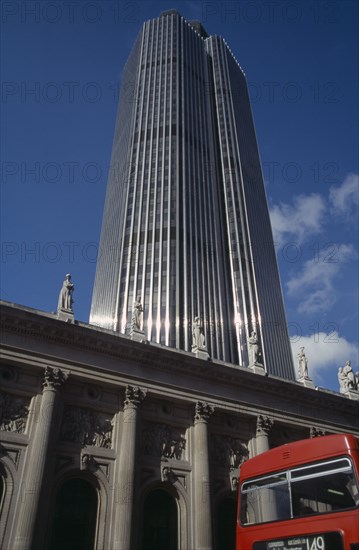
[113,385,146,550]
[13,366,68,550]
[255,415,274,523]
[255,414,273,454]
[193,401,214,550]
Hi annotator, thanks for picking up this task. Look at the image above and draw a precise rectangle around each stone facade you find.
[1,301,358,550]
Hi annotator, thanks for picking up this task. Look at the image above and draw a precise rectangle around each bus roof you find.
[241,433,359,479]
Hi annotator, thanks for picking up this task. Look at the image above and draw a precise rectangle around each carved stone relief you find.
[161,465,175,483]
[211,434,248,470]
[0,392,29,434]
[81,453,97,471]
[60,404,113,448]
[142,422,186,460]
[231,476,239,491]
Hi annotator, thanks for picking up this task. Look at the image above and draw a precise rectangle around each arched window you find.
[142,489,177,550]
[48,477,98,550]
[217,497,237,550]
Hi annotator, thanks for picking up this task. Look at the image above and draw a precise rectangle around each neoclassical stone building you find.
[0,300,358,550]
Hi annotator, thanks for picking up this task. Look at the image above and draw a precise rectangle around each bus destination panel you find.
[253,532,343,550]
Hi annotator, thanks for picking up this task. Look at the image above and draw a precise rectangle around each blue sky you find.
[1,0,358,392]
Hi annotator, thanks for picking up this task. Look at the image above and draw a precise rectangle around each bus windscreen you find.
[240,457,359,525]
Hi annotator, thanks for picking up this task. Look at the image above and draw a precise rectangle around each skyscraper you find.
[90,10,295,379]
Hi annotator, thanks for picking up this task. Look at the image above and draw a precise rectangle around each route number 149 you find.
[307,537,325,550]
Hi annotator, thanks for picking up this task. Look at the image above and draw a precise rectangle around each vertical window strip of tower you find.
[89,30,142,331]
[220,39,262,367]
[205,40,238,364]
[206,36,249,366]
[140,18,158,342]
[120,22,150,333]
[224,49,268,370]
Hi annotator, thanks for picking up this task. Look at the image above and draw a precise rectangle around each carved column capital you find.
[310,426,326,438]
[194,401,214,424]
[124,385,146,409]
[256,415,273,436]
[42,366,69,391]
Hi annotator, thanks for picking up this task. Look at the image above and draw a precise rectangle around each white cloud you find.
[269,174,358,316]
[291,334,359,386]
[286,244,355,314]
[269,194,326,247]
[270,172,359,247]
[329,173,359,217]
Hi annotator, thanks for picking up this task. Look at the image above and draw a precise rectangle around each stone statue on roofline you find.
[248,330,261,366]
[343,360,356,389]
[192,316,206,350]
[338,360,359,394]
[247,330,265,375]
[296,346,314,388]
[130,296,146,342]
[338,360,359,400]
[131,296,143,332]
[297,347,309,379]
[191,316,210,360]
[58,274,74,311]
[57,274,75,323]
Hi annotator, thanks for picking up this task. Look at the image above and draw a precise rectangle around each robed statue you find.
[58,274,74,311]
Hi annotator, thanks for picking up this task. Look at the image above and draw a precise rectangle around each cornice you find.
[1,301,358,423]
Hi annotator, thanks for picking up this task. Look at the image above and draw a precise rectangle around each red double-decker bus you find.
[237,433,359,550]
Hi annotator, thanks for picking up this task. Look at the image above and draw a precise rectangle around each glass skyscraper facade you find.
[90,10,295,380]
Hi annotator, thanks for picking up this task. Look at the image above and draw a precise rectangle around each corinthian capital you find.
[256,415,273,436]
[124,385,146,408]
[194,401,214,423]
[310,426,326,438]
[42,366,69,390]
